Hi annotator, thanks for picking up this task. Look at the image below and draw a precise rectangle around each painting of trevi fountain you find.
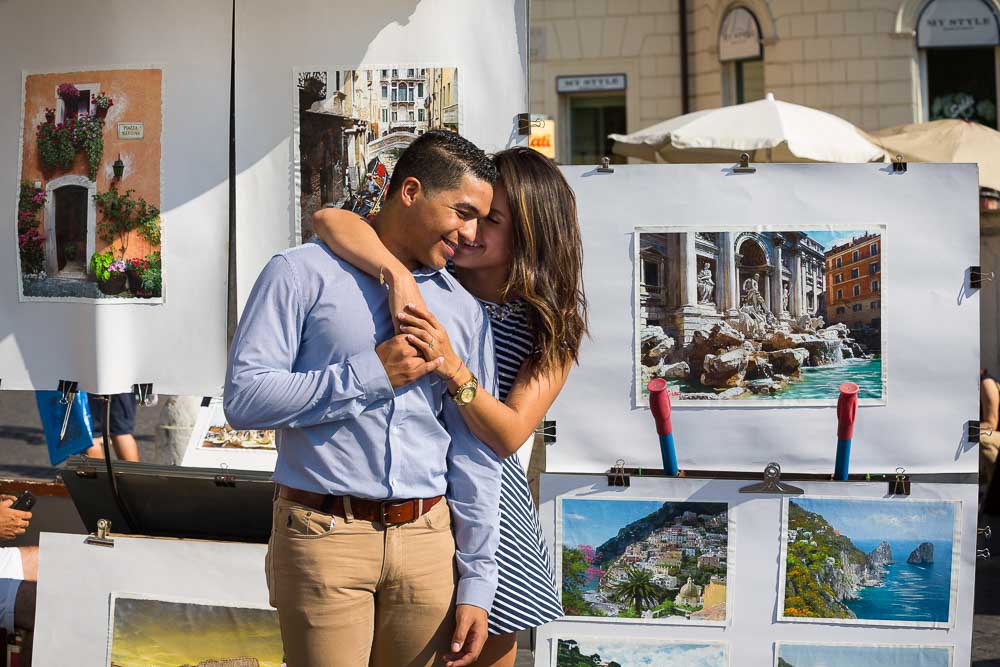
[636,228,885,404]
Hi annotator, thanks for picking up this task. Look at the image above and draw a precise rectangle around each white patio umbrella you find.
[863,119,1000,192]
[609,92,886,164]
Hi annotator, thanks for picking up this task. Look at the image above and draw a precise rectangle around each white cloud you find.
[564,513,588,522]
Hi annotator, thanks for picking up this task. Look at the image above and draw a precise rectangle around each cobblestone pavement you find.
[22,275,119,299]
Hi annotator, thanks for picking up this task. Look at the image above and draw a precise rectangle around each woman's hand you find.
[385,269,427,335]
[399,303,462,379]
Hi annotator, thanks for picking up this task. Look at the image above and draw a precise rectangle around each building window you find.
[381,84,388,99]
[391,85,397,102]
[392,111,397,121]
[642,259,661,289]
[872,279,879,292]
[852,250,859,262]
[381,69,388,78]
[418,108,425,121]
[335,71,341,90]
[418,82,424,98]
[381,108,388,123]
[718,7,765,106]
[918,0,1000,128]
[870,242,879,255]
[407,68,415,77]
[870,300,880,310]
[853,285,861,297]
[851,267,860,279]
[870,262,879,274]
[408,110,414,121]
[421,68,427,75]
[569,95,627,165]
[835,257,842,268]
[835,273,843,284]
[853,303,863,312]
[836,306,846,314]
[392,69,398,77]
[836,289,843,300]
[367,71,372,82]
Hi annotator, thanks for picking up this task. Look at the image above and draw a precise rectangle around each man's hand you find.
[375,335,444,389]
[444,604,489,667]
[0,496,31,541]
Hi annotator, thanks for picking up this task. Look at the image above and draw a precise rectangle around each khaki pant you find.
[266,492,457,667]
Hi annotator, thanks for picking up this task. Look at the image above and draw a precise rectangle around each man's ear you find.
[399,176,423,208]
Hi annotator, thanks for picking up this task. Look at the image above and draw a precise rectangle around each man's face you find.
[403,173,493,270]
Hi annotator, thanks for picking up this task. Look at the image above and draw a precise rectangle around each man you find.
[225,130,502,667]
[0,494,37,664]
[85,393,140,461]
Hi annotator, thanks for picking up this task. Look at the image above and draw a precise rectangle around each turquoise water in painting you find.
[847,539,952,623]
[672,357,883,400]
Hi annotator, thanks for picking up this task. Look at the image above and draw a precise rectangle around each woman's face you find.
[452,180,514,272]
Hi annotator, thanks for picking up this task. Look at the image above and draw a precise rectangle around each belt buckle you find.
[380,500,415,526]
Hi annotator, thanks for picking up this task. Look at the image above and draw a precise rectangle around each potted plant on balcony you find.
[126,256,151,294]
[57,83,80,107]
[92,93,113,119]
[94,185,160,265]
[137,253,161,299]
[72,112,104,180]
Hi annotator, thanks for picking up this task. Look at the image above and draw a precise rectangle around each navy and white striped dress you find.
[481,298,564,635]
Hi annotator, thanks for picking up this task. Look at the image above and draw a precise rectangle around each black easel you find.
[96,394,137,533]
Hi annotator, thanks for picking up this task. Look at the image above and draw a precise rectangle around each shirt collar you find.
[412,265,454,291]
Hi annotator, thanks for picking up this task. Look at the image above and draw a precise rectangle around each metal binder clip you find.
[57,380,79,442]
[978,547,992,561]
[739,462,803,495]
[536,420,557,445]
[596,156,615,173]
[888,467,910,496]
[980,526,992,541]
[607,459,630,487]
[215,462,237,488]
[132,383,154,407]
[891,154,907,173]
[969,420,989,443]
[970,266,994,290]
[85,518,115,548]
[733,152,756,174]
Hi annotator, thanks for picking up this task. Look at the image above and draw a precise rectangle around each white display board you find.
[234,0,529,313]
[548,163,980,474]
[33,533,268,667]
[0,1,230,395]
[536,474,978,667]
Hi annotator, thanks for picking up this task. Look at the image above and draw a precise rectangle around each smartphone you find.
[10,491,36,512]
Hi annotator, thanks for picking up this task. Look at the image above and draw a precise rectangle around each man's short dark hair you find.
[386,130,497,199]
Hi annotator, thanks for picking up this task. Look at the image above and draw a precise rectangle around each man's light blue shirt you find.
[224,241,502,610]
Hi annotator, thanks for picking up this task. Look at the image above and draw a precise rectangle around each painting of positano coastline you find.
[779,497,959,627]
[554,637,728,667]
[775,642,952,667]
[559,497,730,625]
[295,66,459,242]
[635,227,885,405]
[107,595,283,667]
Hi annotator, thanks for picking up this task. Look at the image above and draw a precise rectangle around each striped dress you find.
[481,298,564,635]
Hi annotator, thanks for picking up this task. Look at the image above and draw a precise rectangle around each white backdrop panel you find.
[234,0,528,313]
[0,0,230,395]
[549,163,979,474]
[537,474,977,667]
[33,533,268,667]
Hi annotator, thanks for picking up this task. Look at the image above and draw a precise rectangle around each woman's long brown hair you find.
[493,147,588,376]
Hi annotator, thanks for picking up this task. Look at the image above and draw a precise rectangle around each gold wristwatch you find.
[450,372,479,406]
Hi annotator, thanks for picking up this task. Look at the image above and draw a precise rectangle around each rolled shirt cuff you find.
[345,349,394,404]
[456,576,496,613]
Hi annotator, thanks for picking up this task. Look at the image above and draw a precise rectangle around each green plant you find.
[93,186,160,260]
[607,567,664,616]
[139,265,161,295]
[36,120,76,172]
[89,250,114,282]
[72,113,104,180]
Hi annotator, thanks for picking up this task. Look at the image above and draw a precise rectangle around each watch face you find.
[458,386,476,404]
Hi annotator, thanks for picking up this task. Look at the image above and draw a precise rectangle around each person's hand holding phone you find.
[0,494,31,541]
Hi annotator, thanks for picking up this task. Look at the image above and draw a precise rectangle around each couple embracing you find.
[225,131,587,667]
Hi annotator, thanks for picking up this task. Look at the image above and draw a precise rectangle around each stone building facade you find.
[640,230,825,343]
[824,231,882,329]
[529,0,1000,164]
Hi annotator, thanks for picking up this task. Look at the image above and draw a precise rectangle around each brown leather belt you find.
[278,485,444,526]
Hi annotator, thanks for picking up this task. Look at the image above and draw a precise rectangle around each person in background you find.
[0,495,37,665]
[981,369,1000,509]
[85,393,139,461]
[312,146,588,667]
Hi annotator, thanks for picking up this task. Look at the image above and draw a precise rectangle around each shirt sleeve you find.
[443,305,502,611]
[224,254,394,430]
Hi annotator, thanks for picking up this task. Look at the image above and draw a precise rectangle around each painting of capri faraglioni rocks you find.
[776,642,952,667]
[635,227,884,404]
[780,497,959,626]
[555,637,728,667]
[107,595,283,667]
[559,497,729,625]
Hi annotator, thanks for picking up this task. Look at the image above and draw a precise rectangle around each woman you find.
[312,146,587,666]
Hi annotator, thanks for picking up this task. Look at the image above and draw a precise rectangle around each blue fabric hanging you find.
[35,390,94,465]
